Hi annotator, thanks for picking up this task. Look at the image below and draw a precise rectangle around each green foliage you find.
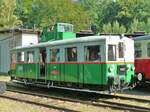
[0,0,22,29]
[102,23,112,34]
[17,0,92,31]
[0,0,149,33]
[102,21,126,34]
[129,18,150,33]
[15,0,33,26]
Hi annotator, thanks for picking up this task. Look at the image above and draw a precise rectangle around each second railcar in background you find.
[134,35,150,83]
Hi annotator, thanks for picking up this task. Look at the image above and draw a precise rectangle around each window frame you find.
[107,44,117,61]
[84,45,101,62]
[50,48,60,62]
[147,42,150,57]
[135,43,142,58]
[16,51,25,63]
[118,42,124,59]
[65,47,77,62]
[26,50,35,63]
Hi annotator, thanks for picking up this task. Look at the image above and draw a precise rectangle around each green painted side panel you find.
[58,32,76,40]
[60,64,65,81]
[16,64,39,79]
[16,64,24,77]
[64,64,78,82]
[46,64,60,81]
[78,64,84,83]
[83,64,106,85]
[106,64,134,84]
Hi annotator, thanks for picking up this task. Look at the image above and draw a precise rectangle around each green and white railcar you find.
[9,35,135,92]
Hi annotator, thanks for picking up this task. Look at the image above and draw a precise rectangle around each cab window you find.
[66,47,77,61]
[147,43,150,57]
[27,51,35,63]
[17,52,24,62]
[85,45,101,61]
[118,42,124,58]
[108,45,116,61]
[50,49,60,62]
[135,43,142,58]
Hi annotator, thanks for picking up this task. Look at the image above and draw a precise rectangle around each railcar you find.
[134,35,150,83]
[9,23,135,92]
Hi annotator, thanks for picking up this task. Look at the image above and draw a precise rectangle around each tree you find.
[102,23,112,34]
[0,0,22,29]
[102,21,126,34]
[129,18,150,33]
[20,0,92,31]
[15,0,33,28]
[129,19,145,33]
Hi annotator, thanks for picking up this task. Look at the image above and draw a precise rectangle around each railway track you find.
[5,83,150,112]
[0,94,79,112]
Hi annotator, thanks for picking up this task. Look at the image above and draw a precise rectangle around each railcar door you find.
[39,48,46,78]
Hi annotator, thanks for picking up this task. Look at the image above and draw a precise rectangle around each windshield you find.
[108,45,116,61]
[58,24,73,32]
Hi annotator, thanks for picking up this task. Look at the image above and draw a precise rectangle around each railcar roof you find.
[133,35,150,41]
[12,35,128,50]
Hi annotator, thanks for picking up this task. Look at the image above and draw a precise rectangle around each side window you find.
[147,43,150,57]
[17,52,24,62]
[108,45,116,61]
[50,49,60,62]
[118,42,124,58]
[66,47,77,61]
[11,53,16,63]
[27,51,35,63]
[135,43,142,58]
[85,45,101,61]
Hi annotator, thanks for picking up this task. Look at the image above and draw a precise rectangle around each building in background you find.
[0,29,39,73]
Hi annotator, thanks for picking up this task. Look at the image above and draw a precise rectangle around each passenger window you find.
[50,49,60,62]
[85,45,101,61]
[27,51,35,63]
[66,47,77,61]
[17,52,24,62]
[118,42,124,58]
[108,45,116,61]
[135,43,142,58]
[147,43,150,57]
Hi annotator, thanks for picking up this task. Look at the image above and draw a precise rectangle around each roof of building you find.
[0,28,40,34]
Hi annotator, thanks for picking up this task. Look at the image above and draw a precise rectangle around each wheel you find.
[137,73,144,82]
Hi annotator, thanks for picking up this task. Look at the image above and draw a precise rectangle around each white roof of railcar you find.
[12,35,130,50]
[133,35,150,41]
